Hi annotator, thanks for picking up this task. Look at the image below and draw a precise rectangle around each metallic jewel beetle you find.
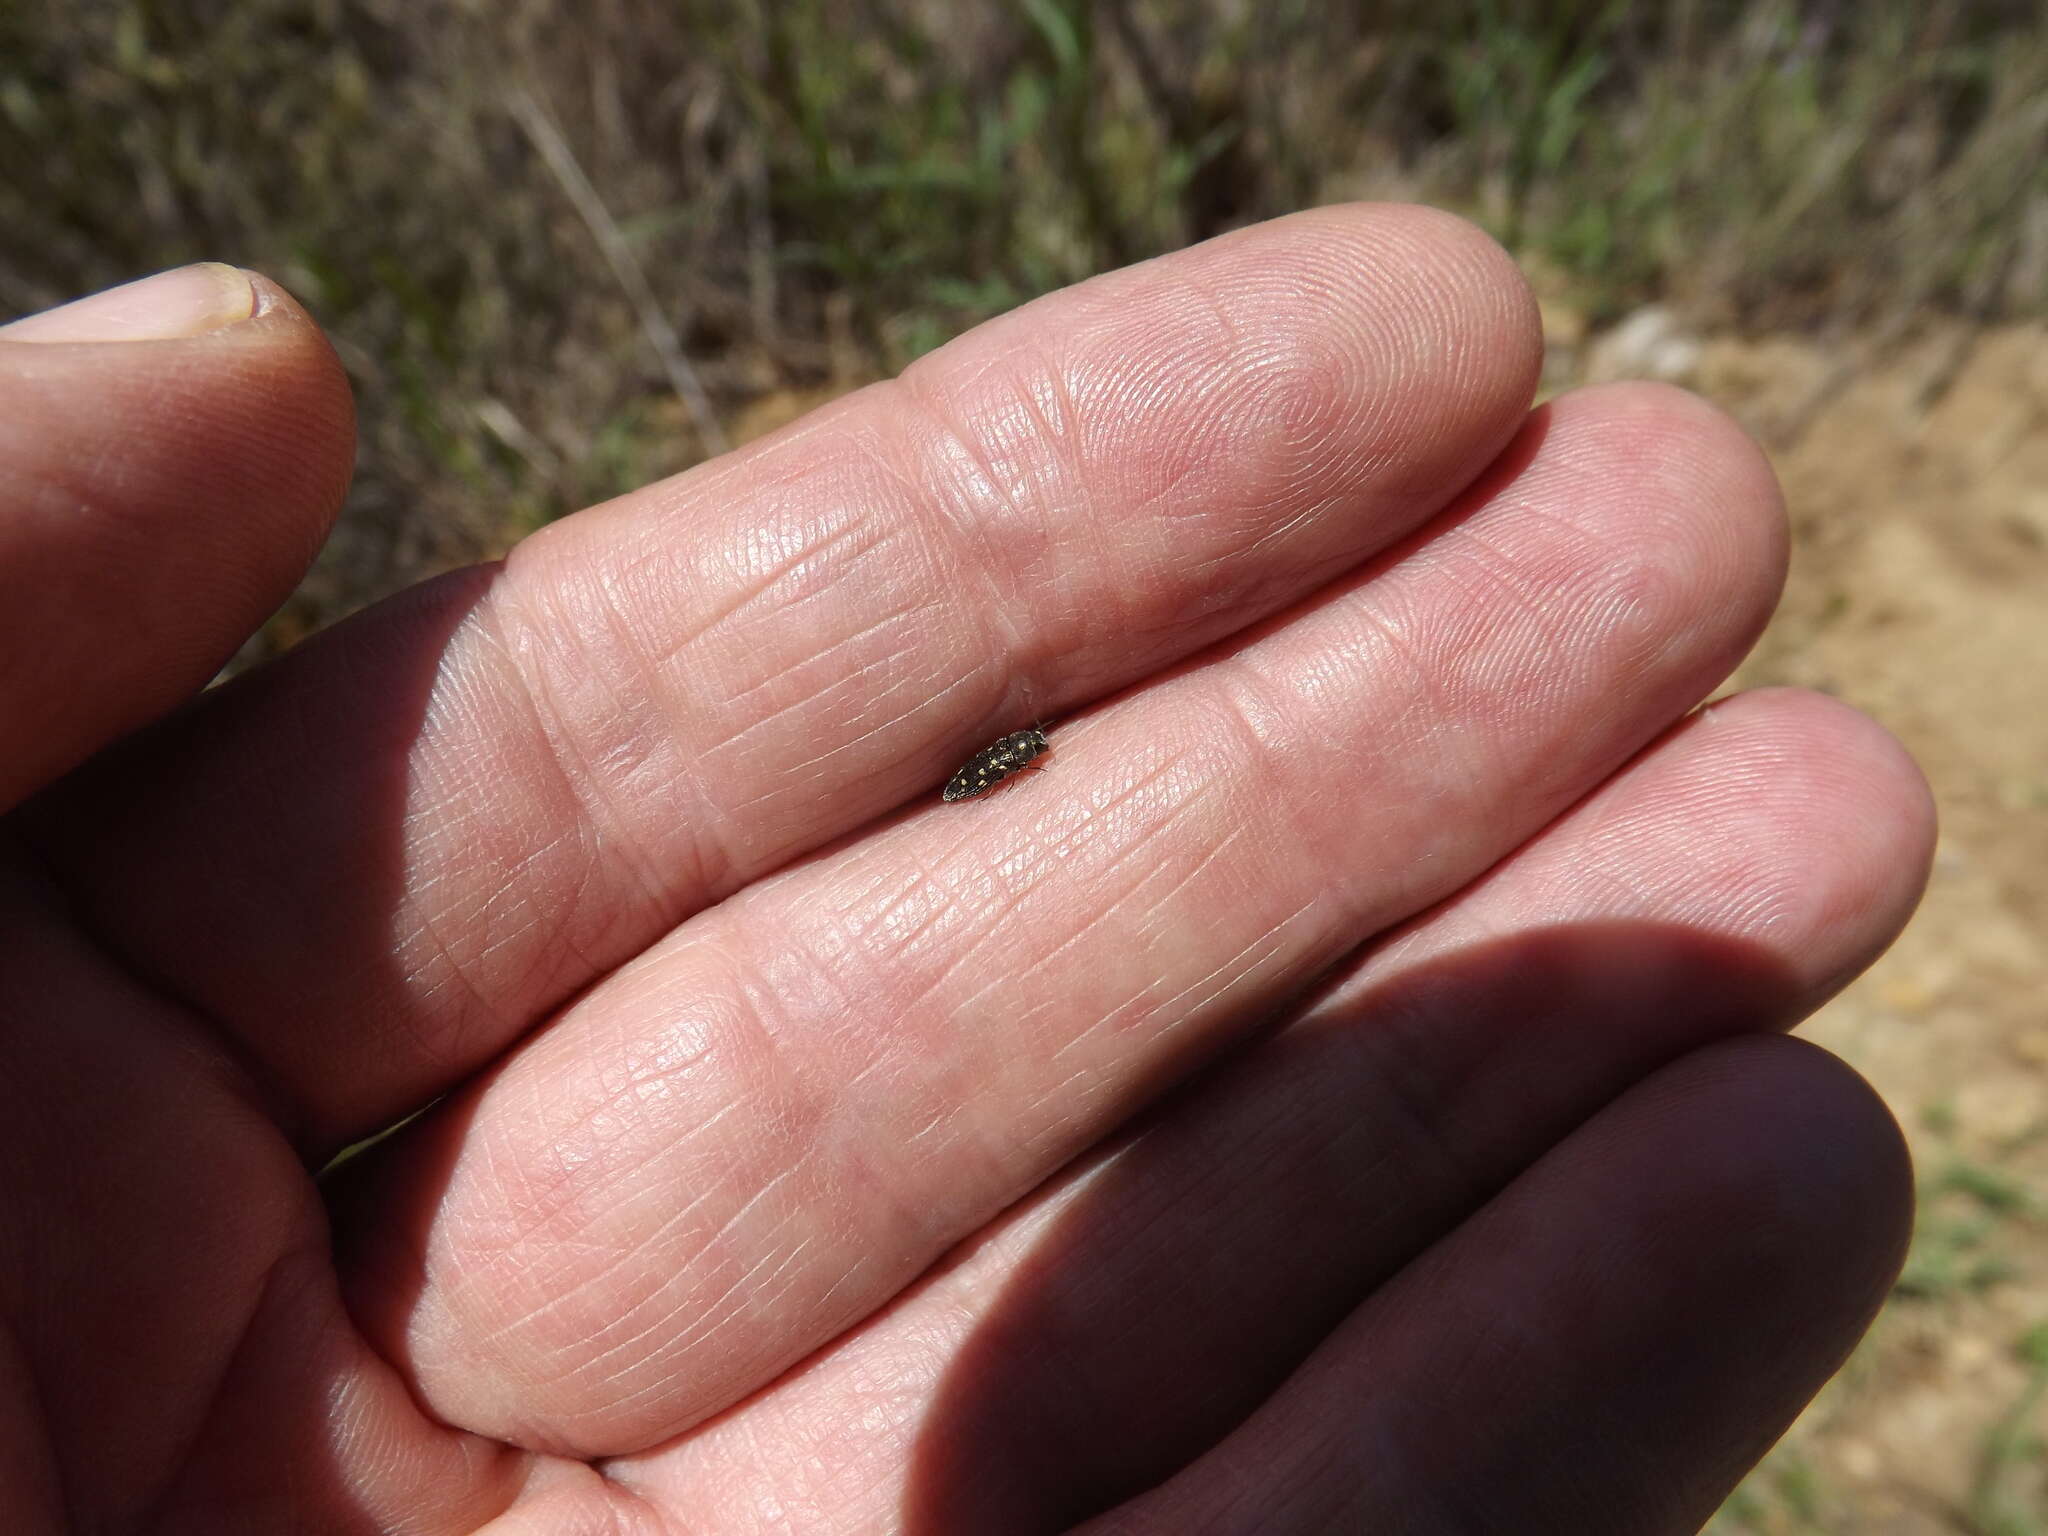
[942,727,1050,802]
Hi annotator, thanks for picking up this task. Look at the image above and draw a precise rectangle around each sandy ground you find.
[1666,321,2048,1532]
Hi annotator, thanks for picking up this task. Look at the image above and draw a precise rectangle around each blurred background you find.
[2,1,2044,1527]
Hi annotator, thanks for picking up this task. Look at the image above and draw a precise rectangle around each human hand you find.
[0,207,1931,1534]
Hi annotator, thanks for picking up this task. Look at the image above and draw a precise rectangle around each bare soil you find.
[1690,321,2048,1531]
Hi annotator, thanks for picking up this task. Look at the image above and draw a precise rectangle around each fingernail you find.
[0,263,258,343]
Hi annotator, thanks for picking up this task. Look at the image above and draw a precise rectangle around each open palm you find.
[0,207,1930,1535]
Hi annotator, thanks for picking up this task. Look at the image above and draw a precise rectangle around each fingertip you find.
[0,265,356,805]
[1642,1033,1916,1321]
[1571,379,1788,599]
[0,265,355,533]
[0,262,258,343]
[1675,688,1937,990]
[1211,202,1547,506]
[1503,383,1786,706]
[1318,201,1545,392]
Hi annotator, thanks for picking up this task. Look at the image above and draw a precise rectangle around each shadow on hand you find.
[899,919,1811,1533]
[13,563,506,1535]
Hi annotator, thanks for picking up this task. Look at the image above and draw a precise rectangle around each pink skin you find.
[0,207,1930,1534]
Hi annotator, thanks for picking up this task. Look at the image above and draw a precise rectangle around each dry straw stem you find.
[506,82,730,457]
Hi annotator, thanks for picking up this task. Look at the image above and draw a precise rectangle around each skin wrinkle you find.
[811,1056,954,1277]
[569,1190,816,1408]
[834,987,1025,1198]
[827,430,1034,735]
[785,1248,877,1343]
[1204,656,1364,889]
[767,828,1134,1227]
[708,600,926,725]
[680,584,907,768]
[468,1175,743,1420]
[1113,903,1314,1067]
[667,561,917,765]
[495,1163,728,1363]
[643,1164,1054,1513]
[1045,901,1294,1081]
[689,931,977,1255]
[1123,824,1254,953]
[905,331,1091,540]
[1163,259,1400,487]
[713,695,930,835]
[456,1100,581,1318]
[427,588,698,1012]
[1222,491,1350,579]
[1331,582,1473,781]
[1073,888,1245,1048]
[1015,336,1095,488]
[659,1231,831,1386]
[1027,762,1237,946]
[426,816,596,1006]
[436,1002,774,1313]
[869,898,1015,1046]
[770,733,1245,1155]
[492,1032,731,1220]
[397,833,576,1042]
[1070,386,1279,547]
[1161,259,1250,356]
[883,379,1060,704]
[815,823,1048,991]
[845,859,974,985]
[573,493,883,681]
[494,637,723,917]
[571,1025,788,1243]
[928,884,1109,1047]
[1432,512,1614,676]
[743,679,937,793]
[499,508,905,907]
[394,868,530,1079]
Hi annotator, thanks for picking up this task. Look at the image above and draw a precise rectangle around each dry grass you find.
[4,1,2042,644]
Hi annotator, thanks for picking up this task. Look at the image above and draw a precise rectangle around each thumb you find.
[0,263,353,811]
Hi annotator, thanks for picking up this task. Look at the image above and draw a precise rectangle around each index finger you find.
[20,205,1542,1151]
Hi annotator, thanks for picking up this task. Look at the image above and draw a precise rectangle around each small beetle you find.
[942,727,1050,802]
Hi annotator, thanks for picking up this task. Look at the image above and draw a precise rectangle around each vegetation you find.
[4,1,2043,641]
